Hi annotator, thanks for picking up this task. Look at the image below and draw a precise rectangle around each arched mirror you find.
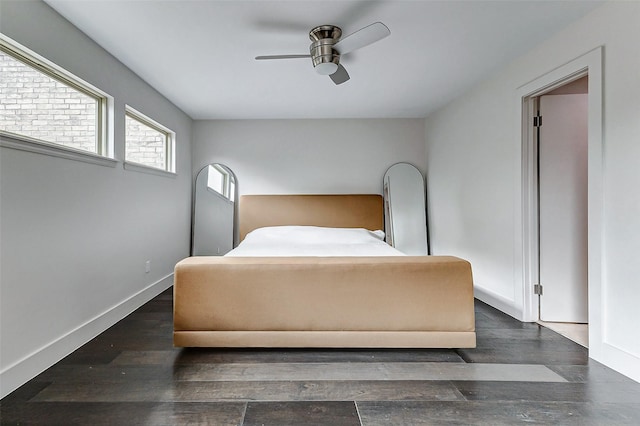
[192,163,237,256]
[383,162,429,255]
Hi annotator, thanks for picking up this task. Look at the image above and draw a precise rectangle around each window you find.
[207,165,225,195]
[125,107,174,172]
[0,39,107,155]
[207,164,235,201]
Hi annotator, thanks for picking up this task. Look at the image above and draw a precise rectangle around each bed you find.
[173,194,476,348]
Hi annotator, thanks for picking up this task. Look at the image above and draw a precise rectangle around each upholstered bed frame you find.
[173,194,476,348]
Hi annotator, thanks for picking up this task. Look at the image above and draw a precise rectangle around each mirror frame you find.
[383,162,430,255]
[191,163,238,256]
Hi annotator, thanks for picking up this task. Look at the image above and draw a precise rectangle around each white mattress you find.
[226,226,405,257]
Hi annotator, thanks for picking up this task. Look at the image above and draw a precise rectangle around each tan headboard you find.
[239,194,383,241]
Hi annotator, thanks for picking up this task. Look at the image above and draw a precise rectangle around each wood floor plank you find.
[110,348,465,366]
[31,380,464,402]
[243,401,360,426]
[173,362,567,382]
[456,346,589,365]
[356,400,640,426]
[453,380,640,404]
[547,362,640,383]
[0,402,246,426]
[34,364,176,383]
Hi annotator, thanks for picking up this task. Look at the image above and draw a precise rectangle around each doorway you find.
[538,77,589,319]
[518,46,602,358]
[530,76,589,346]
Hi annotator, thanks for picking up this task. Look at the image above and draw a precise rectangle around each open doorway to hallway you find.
[529,76,589,347]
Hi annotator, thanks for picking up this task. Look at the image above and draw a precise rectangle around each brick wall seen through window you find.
[0,50,98,153]
[125,111,170,171]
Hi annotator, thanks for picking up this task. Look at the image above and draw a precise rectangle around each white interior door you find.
[539,93,588,323]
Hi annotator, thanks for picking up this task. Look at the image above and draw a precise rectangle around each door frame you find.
[516,47,602,348]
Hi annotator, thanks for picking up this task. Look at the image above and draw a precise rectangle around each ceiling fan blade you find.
[255,54,311,60]
[330,64,350,85]
[333,22,390,55]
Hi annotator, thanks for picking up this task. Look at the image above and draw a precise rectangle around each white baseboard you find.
[592,342,640,384]
[0,274,173,399]
[474,284,524,321]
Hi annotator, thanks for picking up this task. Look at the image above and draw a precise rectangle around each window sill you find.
[123,161,177,178]
[0,131,118,168]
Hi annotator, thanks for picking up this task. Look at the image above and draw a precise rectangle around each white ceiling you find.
[43,0,602,120]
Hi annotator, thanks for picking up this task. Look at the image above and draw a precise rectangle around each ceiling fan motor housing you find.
[309,25,341,75]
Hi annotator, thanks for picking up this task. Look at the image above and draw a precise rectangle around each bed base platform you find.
[173,255,476,348]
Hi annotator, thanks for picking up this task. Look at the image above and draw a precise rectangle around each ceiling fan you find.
[255,22,391,85]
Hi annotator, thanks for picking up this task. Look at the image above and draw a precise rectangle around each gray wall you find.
[0,1,192,397]
[192,118,426,196]
[424,1,640,382]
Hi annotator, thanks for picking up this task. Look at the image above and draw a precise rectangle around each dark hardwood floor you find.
[2,288,640,425]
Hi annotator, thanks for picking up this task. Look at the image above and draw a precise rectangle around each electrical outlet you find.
[145,260,151,273]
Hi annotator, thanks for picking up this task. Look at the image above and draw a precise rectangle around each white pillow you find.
[244,226,385,245]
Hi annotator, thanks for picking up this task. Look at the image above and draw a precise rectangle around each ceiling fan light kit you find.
[256,22,390,85]
[314,60,339,76]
